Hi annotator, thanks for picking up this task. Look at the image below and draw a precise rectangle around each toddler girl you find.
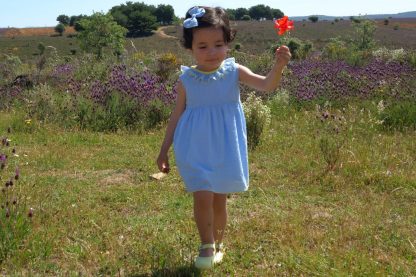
[157,6,291,269]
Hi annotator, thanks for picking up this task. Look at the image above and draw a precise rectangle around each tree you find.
[57,14,70,25]
[271,9,284,19]
[235,8,249,20]
[70,15,88,27]
[249,4,272,20]
[111,10,129,27]
[70,15,77,26]
[109,2,159,37]
[127,10,157,36]
[155,4,174,25]
[55,23,65,36]
[308,15,319,23]
[74,21,85,32]
[76,12,127,59]
[226,9,236,20]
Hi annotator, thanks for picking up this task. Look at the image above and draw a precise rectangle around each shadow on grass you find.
[132,265,202,277]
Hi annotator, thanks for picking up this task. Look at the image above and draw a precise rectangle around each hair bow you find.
[183,6,205,28]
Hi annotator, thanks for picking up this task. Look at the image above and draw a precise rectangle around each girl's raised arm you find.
[238,45,291,93]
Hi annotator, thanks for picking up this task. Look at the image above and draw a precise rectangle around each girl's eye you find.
[216,45,223,47]
[199,46,207,49]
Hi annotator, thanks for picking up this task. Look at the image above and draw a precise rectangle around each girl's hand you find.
[275,45,291,68]
[157,152,170,173]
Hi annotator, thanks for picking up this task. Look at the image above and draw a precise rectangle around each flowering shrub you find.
[372,47,406,63]
[156,52,180,81]
[24,57,178,131]
[0,128,33,263]
[282,58,416,102]
[323,37,349,61]
[243,92,271,150]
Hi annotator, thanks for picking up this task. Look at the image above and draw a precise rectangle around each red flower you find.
[274,16,294,35]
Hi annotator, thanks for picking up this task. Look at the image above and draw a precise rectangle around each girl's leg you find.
[213,193,227,244]
[193,191,215,257]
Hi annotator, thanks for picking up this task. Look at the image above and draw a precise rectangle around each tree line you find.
[56,2,175,37]
[226,5,283,21]
[55,2,286,37]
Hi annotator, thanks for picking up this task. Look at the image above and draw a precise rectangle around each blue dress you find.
[173,58,249,193]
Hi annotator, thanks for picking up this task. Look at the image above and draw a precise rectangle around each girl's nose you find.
[208,47,216,55]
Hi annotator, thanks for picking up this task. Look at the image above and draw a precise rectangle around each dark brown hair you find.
[182,6,236,49]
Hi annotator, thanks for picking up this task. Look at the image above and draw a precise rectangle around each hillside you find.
[292,11,416,21]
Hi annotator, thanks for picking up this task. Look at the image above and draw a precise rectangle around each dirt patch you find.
[36,168,135,186]
[99,170,134,186]
[154,26,178,39]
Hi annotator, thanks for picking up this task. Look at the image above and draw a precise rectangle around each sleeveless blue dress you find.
[173,58,249,193]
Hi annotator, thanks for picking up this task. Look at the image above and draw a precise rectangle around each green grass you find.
[0,103,415,275]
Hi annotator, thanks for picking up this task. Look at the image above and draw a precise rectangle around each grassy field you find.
[1,16,415,276]
[1,19,416,61]
[1,103,415,275]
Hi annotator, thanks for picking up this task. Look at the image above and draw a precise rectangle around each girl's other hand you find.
[157,153,170,173]
[275,45,291,68]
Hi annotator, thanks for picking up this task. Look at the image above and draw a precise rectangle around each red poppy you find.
[274,16,294,35]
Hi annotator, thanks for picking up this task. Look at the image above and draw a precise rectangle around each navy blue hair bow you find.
[183,6,205,28]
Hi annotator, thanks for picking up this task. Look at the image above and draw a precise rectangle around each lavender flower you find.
[282,58,416,101]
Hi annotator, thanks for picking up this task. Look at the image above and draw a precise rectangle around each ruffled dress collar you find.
[180,58,235,83]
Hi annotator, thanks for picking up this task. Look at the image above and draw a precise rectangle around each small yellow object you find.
[24,119,32,125]
[150,172,167,180]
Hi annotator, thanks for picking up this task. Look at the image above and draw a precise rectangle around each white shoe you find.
[195,243,215,269]
[214,243,225,264]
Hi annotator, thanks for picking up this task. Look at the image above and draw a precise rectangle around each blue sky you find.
[1,0,414,28]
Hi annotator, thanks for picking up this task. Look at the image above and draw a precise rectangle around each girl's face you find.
[191,27,228,72]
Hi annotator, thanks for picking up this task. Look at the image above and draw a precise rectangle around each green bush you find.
[0,55,23,86]
[324,36,372,66]
[273,37,313,60]
[323,37,349,60]
[243,92,271,150]
[26,84,77,128]
[268,89,290,117]
[145,99,172,129]
[352,19,377,51]
[380,102,416,131]
[75,93,144,132]
[406,50,416,68]
[345,50,371,67]
[241,15,251,21]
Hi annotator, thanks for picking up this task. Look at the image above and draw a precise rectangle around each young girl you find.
[157,6,291,269]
